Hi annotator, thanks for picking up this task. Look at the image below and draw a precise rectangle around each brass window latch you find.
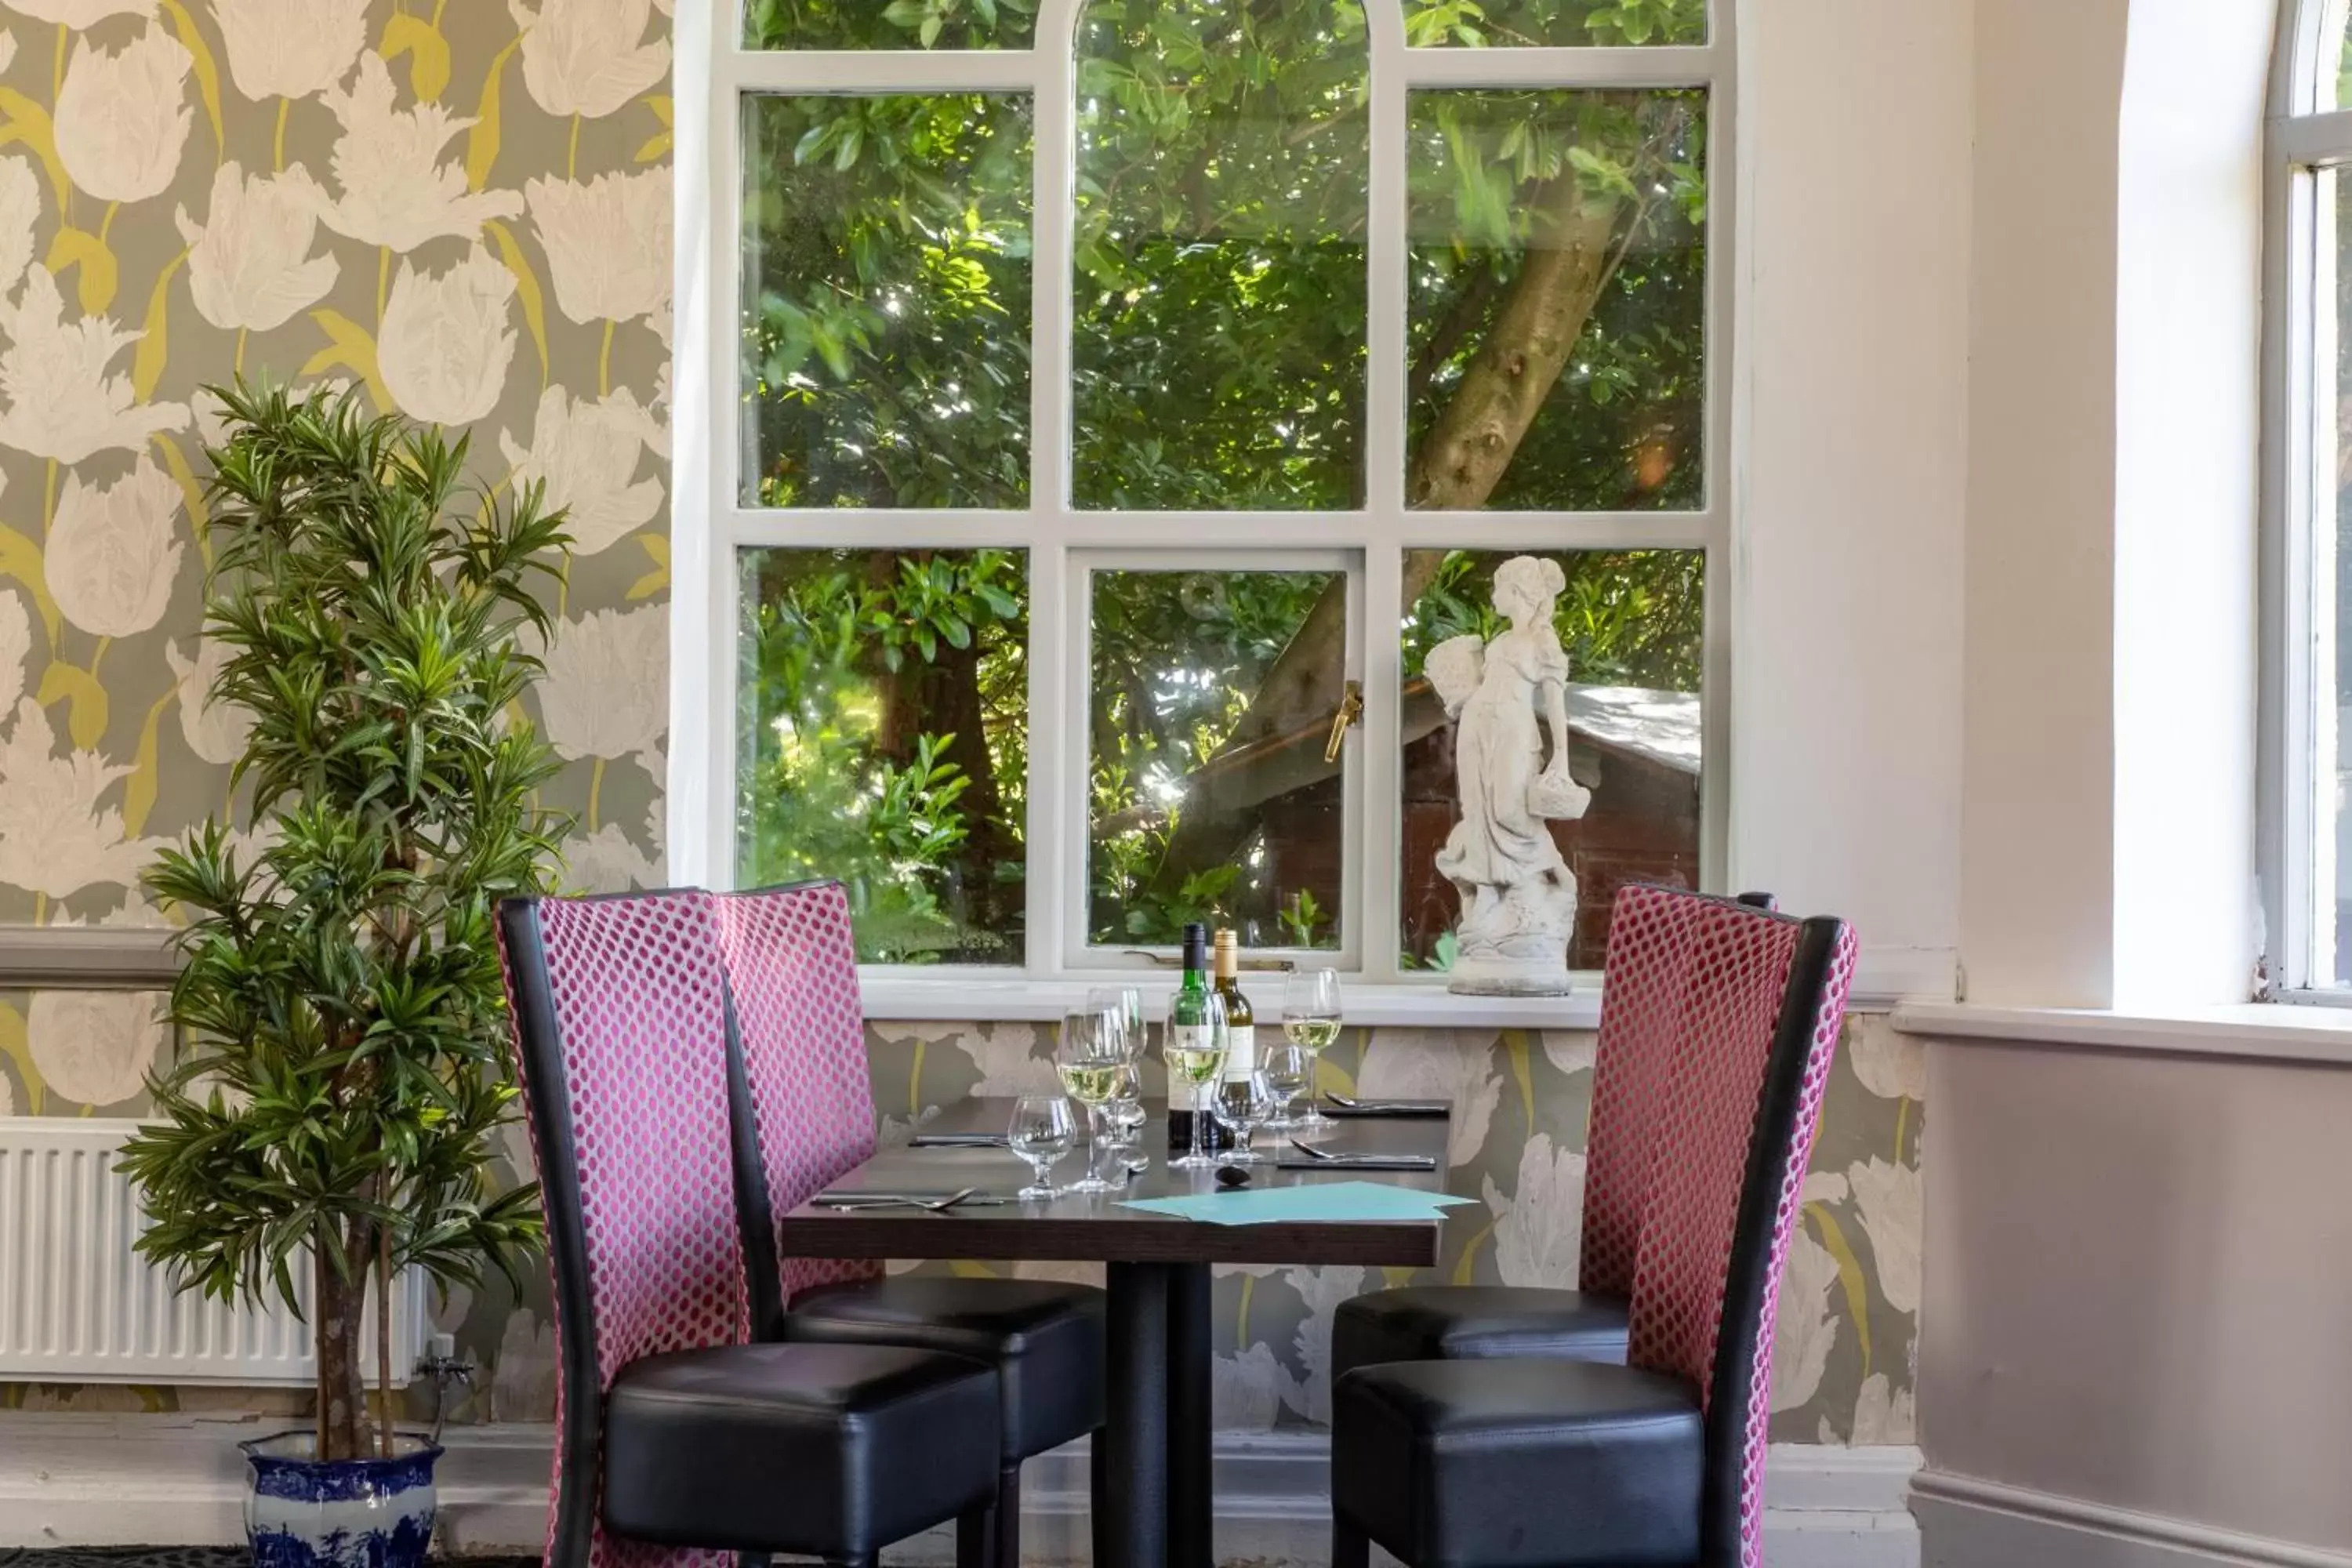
[1325,679,1363,764]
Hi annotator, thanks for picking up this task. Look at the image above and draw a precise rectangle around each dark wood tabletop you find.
[775,1097,1454,1268]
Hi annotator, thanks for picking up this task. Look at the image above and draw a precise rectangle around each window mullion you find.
[1360,542,1406,984]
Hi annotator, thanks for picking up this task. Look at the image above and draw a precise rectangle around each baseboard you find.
[0,1414,1919,1566]
[1912,1468,2352,1568]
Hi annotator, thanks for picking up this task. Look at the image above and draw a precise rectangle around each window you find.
[684,0,1729,983]
[2269,2,2352,995]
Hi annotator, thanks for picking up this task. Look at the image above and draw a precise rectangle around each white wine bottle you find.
[1165,924,1230,1153]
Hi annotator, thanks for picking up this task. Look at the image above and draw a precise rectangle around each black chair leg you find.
[1334,1515,1371,1568]
[958,1502,993,1568]
[1089,1432,1109,1568]
[991,1460,1023,1568]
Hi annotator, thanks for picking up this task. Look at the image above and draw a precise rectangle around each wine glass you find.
[1281,968,1343,1134]
[1057,1009,1128,1193]
[1104,1062,1149,1172]
[1258,1040,1311,1129]
[1007,1094,1076,1200]
[1213,1070,1279,1163]
[1087,986,1146,1061]
[1163,990,1229,1169]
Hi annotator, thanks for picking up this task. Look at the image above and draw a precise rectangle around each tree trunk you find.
[376,1225,394,1458]
[1140,176,1629,898]
[314,1237,366,1462]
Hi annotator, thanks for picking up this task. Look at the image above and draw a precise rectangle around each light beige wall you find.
[1959,0,2129,1008]
[1920,1037,2352,1548]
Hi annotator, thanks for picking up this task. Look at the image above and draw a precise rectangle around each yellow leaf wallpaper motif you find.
[0,1,1923,1455]
[0,0,677,1425]
[0,0,669,943]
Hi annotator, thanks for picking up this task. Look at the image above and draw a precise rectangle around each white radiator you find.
[0,1119,430,1386]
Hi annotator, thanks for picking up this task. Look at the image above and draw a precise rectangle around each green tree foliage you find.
[116,386,569,1462]
[736,0,1708,961]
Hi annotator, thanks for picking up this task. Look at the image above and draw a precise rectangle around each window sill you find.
[860,975,1606,1032]
[1891,1000,2352,1068]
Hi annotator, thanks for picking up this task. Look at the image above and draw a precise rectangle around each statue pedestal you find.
[1445,870,1578,997]
[1446,953,1575,997]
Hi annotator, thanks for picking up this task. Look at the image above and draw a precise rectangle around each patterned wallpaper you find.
[0,0,1919,1453]
[0,0,672,945]
[2,1005,1924,1448]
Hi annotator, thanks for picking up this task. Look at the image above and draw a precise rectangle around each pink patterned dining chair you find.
[1328,899,1857,1568]
[497,890,1001,1568]
[712,880,1108,1568]
[1330,883,1769,1380]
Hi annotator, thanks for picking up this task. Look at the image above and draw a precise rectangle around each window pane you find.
[737,549,1029,964]
[741,94,1033,508]
[1402,0,1705,47]
[1088,568,1348,949]
[1073,0,1369,510]
[1407,90,1708,512]
[2321,168,2352,982]
[1401,550,1702,971]
[744,0,1038,49]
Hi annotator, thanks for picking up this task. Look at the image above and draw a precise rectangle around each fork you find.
[822,1186,980,1212]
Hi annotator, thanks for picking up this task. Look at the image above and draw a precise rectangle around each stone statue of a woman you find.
[1425,555,1591,995]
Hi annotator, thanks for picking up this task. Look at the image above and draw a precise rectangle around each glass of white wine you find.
[1281,967,1343,1134]
[1057,1009,1129,1192]
[1007,1094,1076,1201]
[1164,989,1230,1168]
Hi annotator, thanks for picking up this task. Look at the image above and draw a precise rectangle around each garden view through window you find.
[727,0,1718,973]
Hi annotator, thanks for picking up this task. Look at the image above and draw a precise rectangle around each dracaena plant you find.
[117,383,572,1463]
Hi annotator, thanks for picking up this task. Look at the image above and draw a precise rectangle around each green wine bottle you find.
[1165,923,1229,1153]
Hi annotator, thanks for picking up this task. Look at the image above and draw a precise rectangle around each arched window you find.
[2268,1,2352,993]
[681,0,1729,991]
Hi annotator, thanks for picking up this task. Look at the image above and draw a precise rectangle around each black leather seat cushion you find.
[1333,1359,1704,1568]
[1332,1287,1629,1381]
[604,1341,1000,1557]
[785,1277,1106,1460]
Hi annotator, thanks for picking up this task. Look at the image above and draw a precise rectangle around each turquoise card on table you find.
[1118,1181,1476,1227]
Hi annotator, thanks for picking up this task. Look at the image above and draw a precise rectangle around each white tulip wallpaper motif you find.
[0,0,1922,1454]
[0,0,671,1114]
[0,0,672,967]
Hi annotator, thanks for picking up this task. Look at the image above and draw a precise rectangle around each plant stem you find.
[274,98,289,173]
[598,319,614,397]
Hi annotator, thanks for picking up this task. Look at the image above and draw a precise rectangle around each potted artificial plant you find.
[118,384,572,1568]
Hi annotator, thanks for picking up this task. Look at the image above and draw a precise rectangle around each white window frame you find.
[671,0,1736,1003]
[2266,0,2352,999]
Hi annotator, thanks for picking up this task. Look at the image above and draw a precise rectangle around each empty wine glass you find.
[1258,1040,1311,1129]
[1007,1094,1076,1200]
[1057,1010,1128,1193]
[1213,1070,1279,1163]
[1164,989,1229,1169]
[1105,1062,1149,1173]
[1282,968,1343,1133]
[1087,985,1146,1062]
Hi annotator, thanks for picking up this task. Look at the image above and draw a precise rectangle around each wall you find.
[0,0,1943,1450]
[1733,0,1969,1002]
[0,0,672,1405]
[1917,1037,2352,1555]
[2,1010,1926,1448]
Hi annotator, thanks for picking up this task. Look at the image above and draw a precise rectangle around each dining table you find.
[773,1096,1457,1568]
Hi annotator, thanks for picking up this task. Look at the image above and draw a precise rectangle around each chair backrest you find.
[496,891,748,1568]
[712,880,885,1334]
[1624,902,1857,1568]
[1578,882,1715,1299]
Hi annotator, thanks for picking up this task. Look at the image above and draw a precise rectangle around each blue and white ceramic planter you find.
[241,1431,443,1568]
